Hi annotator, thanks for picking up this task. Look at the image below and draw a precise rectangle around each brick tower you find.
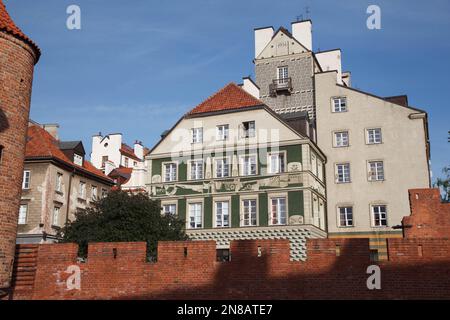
[0,0,40,293]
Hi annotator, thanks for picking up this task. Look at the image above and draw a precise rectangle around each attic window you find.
[74,154,83,166]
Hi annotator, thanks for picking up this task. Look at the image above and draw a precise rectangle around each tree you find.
[435,166,450,202]
[59,190,188,260]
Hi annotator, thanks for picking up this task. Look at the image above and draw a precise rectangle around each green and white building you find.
[147,83,326,260]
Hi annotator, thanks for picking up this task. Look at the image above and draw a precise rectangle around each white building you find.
[91,133,148,191]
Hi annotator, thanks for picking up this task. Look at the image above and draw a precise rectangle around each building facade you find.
[91,133,148,191]
[17,122,114,244]
[0,1,40,291]
[251,21,431,258]
[147,83,326,261]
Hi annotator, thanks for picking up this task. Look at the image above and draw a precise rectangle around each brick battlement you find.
[8,237,450,300]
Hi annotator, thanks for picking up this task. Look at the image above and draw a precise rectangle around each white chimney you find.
[134,140,144,160]
[254,26,274,58]
[42,124,59,140]
[291,20,312,51]
[315,49,343,84]
[241,77,260,99]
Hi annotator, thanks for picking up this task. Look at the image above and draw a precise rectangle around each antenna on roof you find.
[296,14,303,22]
[305,6,310,20]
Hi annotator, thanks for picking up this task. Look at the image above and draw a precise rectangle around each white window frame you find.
[368,160,385,181]
[335,163,351,183]
[267,151,286,174]
[56,173,63,193]
[371,205,388,227]
[366,128,382,144]
[215,200,230,228]
[241,198,257,227]
[188,202,203,229]
[214,157,230,178]
[216,124,229,141]
[52,206,61,226]
[332,97,347,112]
[188,159,204,180]
[18,204,28,225]
[74,154,83,166]
[338,206,353,227]
[277,66,289,84]
[334,131,349,147]
[163,162,178,182]
[101,188,108,198]
[91,185,98,201]
[78,181,86,199]
[162,203,177,216]
[124,157,129,167]
[22,170,31,189]
[241,121,256,138]
[239,154,258,176]
[269,196,287,226]
[192,127,203,144]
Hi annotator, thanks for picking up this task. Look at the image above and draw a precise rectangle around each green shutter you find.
[204,197,212,229]
[231,195,240,228]
[177,198,186,222]
[288,190,304,217]
[259,193,268,226]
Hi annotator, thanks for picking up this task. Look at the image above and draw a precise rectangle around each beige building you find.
[17,122,114,244]
[249,20,431,259]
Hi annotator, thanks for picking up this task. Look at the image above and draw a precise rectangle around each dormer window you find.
[74,153,83,166]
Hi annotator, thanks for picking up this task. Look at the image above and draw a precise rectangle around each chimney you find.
[316,49,343,84]
[42,124,59,140]
[291,20,312,51]
[241,77,260,99]
[254,26,274,58]
[134,140,144,160]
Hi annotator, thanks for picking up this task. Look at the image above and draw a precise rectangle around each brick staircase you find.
[10,244,39,299]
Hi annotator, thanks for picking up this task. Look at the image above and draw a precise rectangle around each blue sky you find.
[6,0,450,182]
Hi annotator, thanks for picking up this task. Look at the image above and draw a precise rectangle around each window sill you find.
[55,191,64,196]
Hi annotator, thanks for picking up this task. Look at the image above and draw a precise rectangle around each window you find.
[372,205,388,227]
[91,186,98,201]
[277,66,289,84]
[190,160,204,180]
[270,197,287,225]
[338,207,353,227]
[79,181,86,199]
[367,128,382,144]
[333,97,347,112]
[22,170,31,189]
[124,157,129,167]
[336,163,350,183]
[268,153,285,174]
[74,154,83,166]
[52,207,61,226]
[216,125,229,141]
[134,161,137,167]
[368,161,384,181]
[215,201,229,228]
[215,158,230,178]
[56,173,63,193]
[0,145,3,164]
[18,204,27,225]
[334,131,349,147]
[101,156,108,168]
[241,121,256,138]
[192,128,203,144]
[164,163,177,182]
[241,155,257,176]
[216,249,230,262]
[241,199,257,226]
[101,188,108,198]
[162,204,177,216]
[188,203,202,229]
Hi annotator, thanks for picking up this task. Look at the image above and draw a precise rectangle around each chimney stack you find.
[291,20,312,51]
[42,124,59,140]
[254,26,274,58]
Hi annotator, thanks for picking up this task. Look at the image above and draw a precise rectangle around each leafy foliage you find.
[435,166,450,202]
[59,190,188,259]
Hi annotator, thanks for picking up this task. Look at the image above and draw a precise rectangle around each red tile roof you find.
[187,83,263,115]
[25,124,113,183]
[0,0,40,61]
[108,167,133,186]
[120,143,141,161]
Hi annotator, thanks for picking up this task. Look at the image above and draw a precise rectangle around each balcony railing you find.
[269,77,292,96]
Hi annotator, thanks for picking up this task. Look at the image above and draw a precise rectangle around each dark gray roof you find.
[59,141,82,150]
[279,111,309,120]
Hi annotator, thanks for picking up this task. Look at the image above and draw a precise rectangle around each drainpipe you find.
[65,169,75,228]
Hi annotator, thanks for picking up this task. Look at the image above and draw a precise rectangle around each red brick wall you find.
[0,31,37,289]
[403,189,450,238]
[9,237,450,300]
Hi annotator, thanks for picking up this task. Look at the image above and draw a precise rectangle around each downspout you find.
[65,169,75,227]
